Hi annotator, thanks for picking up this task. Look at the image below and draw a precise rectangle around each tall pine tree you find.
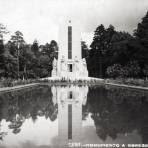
[134,11,148,69]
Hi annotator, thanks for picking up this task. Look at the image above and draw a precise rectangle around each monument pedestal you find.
[52,57,88,79]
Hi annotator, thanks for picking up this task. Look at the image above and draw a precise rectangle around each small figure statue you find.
[82,58,87,68]
[52,58,57,77]
[74,56,79,73]
[61,56,67,71]
[53,58,57,68]
[82,58,88,77]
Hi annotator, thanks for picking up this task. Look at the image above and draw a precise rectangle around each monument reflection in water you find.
[52,86,88,147]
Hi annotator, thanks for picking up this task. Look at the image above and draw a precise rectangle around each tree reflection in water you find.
[0,85,148,144]
[0,85,57,138]
[86,85,148,143]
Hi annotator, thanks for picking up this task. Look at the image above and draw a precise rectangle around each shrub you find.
[106,61,141,78]
[2,78,13,87]
[143,65,148,79]
[127,61,140,77]
[106,64,122,78]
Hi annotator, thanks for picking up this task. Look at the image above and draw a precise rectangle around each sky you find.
[0,0,148,46]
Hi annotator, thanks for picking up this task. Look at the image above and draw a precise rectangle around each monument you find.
[52,20,88,79]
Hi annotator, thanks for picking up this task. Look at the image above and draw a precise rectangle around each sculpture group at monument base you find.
[51,56,88,79]
[41,75,104,83]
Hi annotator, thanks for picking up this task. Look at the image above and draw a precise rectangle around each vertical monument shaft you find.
[68,26,72,59]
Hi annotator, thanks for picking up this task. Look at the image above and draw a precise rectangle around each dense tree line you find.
[0,24,89,80]
[87,11,148,78]
[1,11,148,79]
[0,27,58,79]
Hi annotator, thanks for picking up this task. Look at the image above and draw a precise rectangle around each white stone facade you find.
[51,21,88,79]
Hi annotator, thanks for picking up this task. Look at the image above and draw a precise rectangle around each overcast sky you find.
[0,0,148,45]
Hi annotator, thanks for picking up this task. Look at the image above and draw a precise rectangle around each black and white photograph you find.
[0,0,148,147]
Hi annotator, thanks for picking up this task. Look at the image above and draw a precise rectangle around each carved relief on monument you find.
[61,56,66,71]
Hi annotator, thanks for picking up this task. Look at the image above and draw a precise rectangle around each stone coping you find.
[0,83,39,93]
[105,82,148,91]
[40,77,148,91]
[0,79,147,93]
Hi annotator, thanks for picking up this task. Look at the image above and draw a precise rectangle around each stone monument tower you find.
[52,21,88,79]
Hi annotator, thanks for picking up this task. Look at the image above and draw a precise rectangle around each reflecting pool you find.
[0,85,148,148]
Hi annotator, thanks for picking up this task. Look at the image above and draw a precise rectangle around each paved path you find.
[0,83,39,93]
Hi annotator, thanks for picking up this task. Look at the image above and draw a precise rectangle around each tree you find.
[50,40,58,52]
[34,55,51,78]
[88,24,116,78]
[0,23,9,40]
[0,40,5,78]
[81,41,89,58]
[134,11,148,44]
[134,11,148,71]
[143,65,148,79]
[41,40,58,75]
[2,44,17,78]
[90,24,106,53]
[19,44,36,79]
[31,39,39,55]
[49,40,58,59]
[42,40,58,56]
[0,24,9,78]
[108,31,133,65]
[41,43,52,58]
[89,24,106,78]
[10,31,25,46]
[10,31,25,79]
[30,40,59,78]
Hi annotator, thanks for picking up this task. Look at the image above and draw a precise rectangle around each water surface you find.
[0,85,148,148]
